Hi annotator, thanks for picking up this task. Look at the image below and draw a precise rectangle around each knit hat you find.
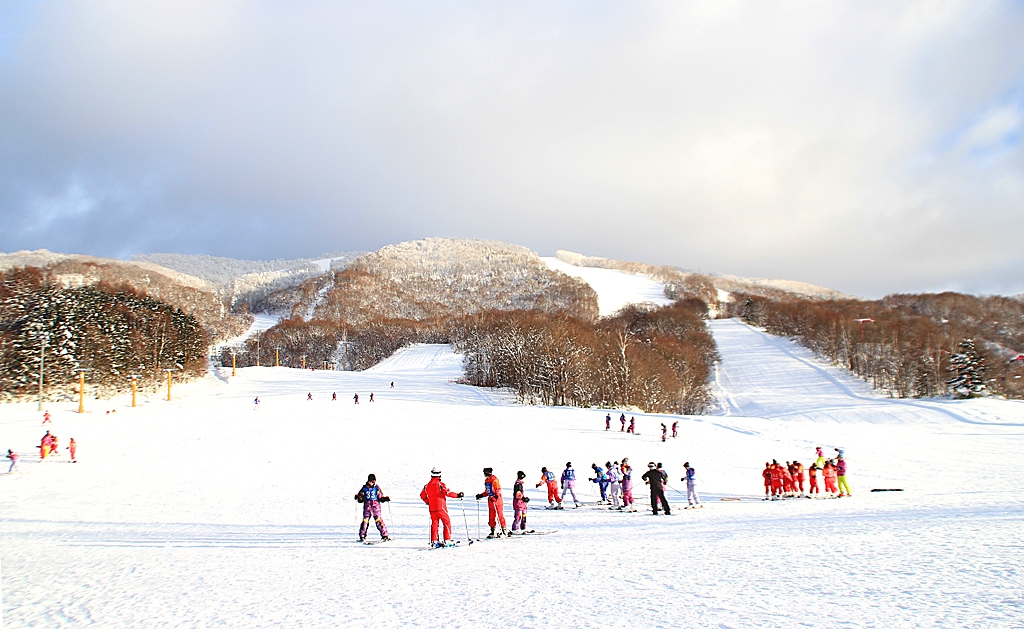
[367,473,376,482]
[517,470,525,479]
[483,467,493,476]
[430,467,441,477]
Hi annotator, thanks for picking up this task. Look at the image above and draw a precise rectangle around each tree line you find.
[731,292,1024,399]
[0,267,209,401]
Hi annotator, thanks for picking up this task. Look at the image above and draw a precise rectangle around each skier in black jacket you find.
[641,462,671,515]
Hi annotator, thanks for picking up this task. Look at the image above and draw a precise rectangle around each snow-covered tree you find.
[948,338,988,399]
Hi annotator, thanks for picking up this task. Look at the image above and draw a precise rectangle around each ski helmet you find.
[517,470,525,479]
[430,467,442,477]
[483,467,493,476]
[367,473,376,482]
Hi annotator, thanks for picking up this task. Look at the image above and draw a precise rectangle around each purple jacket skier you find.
[354,474,391,542]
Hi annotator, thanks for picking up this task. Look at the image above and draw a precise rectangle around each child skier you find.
[67,438,77,463]
[769,461,783,499]
[607,461,622,509]
[782,461,794,496]
[605,414,611,431]
[808,463,820,496]
[39,432,52,460]
[560,462,581,507]
[253,397,260,410]
[792,461,805,496]
[822,461,839,496]
[354,473,391,542]
[353,393,359,404]
[475,467,508,538]
[836,453,851,496]
[682,462,702,508]
[332,392,337,401]
[672,421,678,438]
[589,463,609,503]
[512,471,530,534]
[536,467,561,508]
[619,414,626,431]
[762,462,772,500]
[419,468,464,546]
[6,450,19,473]
[369,393,374,402]
[42,411,51,424]
[621,458,636,511]
[49,434,59,457]
[660,423,667,442]
[627,417,636,434]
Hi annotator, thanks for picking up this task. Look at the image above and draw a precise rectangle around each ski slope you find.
[2,321,1023,628]
[541,256,674,317]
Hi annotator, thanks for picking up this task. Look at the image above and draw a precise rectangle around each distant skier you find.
[560,462,581,507]
[512,471,530,534]
[682,462,702,508]
[475,467,508,538]
[627,417,636,434]
[836,452,851,497]
[619,414,626,432]
[39,432,52,460]
[671,421,678,438]
[642,462,671,515]
[307,392,313,401]
[390,381,394,388]
[607,461,622,509]
[253,397,260,411]
[354,473,391,542]
[49,434,59,457]
[332,392,337,401]
[605,414,611,431]
[536,467,562,509]
[660,423,667,442]
[419,468,463,547]
[353,393,359,404]
[6,450,19,473]
[369,393,374,402]
[42,411,51,424]
[621,458,636,512]
[67,438,77,463]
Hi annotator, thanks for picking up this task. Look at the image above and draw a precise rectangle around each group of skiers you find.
[761,447,850,499]
[4,424,78,474]
[604,413,680,442]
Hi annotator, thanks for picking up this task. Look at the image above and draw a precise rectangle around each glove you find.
[523,496,530,503]
[535,483,542,488]
[475,492,485,500]
[380,496,390,502]
[355,493,365,503]
[457,492,465,498]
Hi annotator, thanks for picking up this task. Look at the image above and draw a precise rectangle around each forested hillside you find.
[0,267,208,401]
[733,292,1024,399]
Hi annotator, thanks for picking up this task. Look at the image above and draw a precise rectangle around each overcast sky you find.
[1,1,1022,298]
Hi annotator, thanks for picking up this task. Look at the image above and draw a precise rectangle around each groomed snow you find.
[541,256,674,317]
[2,321,1022,628]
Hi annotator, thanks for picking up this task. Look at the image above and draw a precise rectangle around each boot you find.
[487,527,497,539]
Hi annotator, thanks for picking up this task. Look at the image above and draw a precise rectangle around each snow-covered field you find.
[2,316,1022,628]
[541,256,674,317]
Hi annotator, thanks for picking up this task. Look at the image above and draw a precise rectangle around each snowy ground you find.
[2,316,1022,628]
[541,256,674,317]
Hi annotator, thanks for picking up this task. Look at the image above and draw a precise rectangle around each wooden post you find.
[131,377,138,407]
[78,371,85,414]
[301,355,306,369]
[231,351,237,377]
[166,371,172,401]
[275,348,280,367]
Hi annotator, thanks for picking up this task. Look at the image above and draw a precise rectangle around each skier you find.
[39,432,52,460]
[792,461,806,496]
[67,438,77,463]
[589,463,609,503]
[332,392,337,401]
[369,393,374,402]
[660,423,667,442]
[354,474,391,542]
[642,462,671,515]
[42,411,51,424]
[605,414,611,431]
[475,467,508,538]
[307,392,313,401]
[253,397,260,411]
[6,450,19,473]
[512,471,530,534]
[419,467,464,546]
[560,462,581,507]
[762,462,772,500]
[535,466,562,508]
[836,453,851,497]
[672,421,678,438]
[782,462,794,497]
[657,462,668,486]
[822,460,839,496]
[390,381,394,388]
[49,434,59,457]
[769,460,783,499]
[808,463,820,496]
[814,447,826,470]
[682,462,702,508]
[619,414,626,432]
[627,417,636,434]
[353,393,359,404]
[607,461,623,509]
[621,458,636,511]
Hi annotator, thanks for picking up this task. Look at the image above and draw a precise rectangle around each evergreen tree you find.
[948,338,988,398]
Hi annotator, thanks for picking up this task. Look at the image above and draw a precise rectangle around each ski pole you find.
[386,501,395,530]
[476,498,481,539]
[460,498,471,542]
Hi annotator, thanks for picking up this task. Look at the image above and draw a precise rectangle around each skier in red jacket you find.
[535,466,561,508]
[419,468,463,546]
[476,467,508,538]
[762,462,772,500]
[769,461,784,499]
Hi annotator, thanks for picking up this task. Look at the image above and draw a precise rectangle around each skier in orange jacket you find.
[419,468,463,546]
[475,467,508,538]
[535,467,561,508]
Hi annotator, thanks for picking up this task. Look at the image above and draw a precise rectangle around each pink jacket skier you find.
[6,450,19,473]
